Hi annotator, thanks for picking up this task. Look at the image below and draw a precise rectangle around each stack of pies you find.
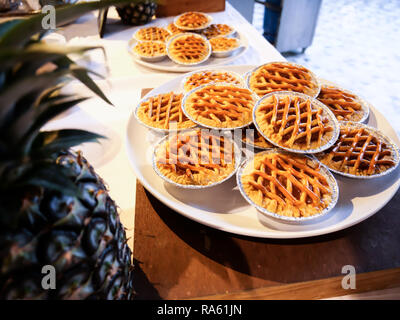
[130,12,241,65]
[141,63,398,220]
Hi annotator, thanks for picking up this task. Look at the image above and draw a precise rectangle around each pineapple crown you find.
[0,0,140,226]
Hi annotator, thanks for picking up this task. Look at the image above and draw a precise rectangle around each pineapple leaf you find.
[32,129,105,156]
[0,0,141,48]
[55,56,113,106]
[0,69,72,129]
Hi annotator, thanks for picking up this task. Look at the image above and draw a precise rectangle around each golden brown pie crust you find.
[167,34,210,64]
[133,41,166,57]
[135,27,171,42]
[316,123,397,176]
[249,62,320,98]
[254,94,335,151]
[201,24,234,39]
[155,129,236,186]
[183,70,243,92]
[184,84,255,129]
[137,92,195,130]
[241,152,333,217]
[209,37,239,52]
[175,12,210,29]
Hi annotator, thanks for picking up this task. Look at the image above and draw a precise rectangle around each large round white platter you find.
[128,31,248,73]
[126,65,400,239]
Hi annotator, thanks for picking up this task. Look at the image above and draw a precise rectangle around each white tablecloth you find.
[50,3,285,250]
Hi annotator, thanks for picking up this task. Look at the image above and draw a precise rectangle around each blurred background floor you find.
[252,0,400,136]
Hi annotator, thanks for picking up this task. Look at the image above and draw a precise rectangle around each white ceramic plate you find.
[125,65,400,239]
[127,32,248,73]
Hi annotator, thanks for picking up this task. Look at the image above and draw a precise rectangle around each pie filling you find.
[317,124,397,176]
[184,84,255,128]
[156,129,236,185]
[249,62,319,98]
[255,94,335,151]
[137,92,195,130]
[241,152,333,217]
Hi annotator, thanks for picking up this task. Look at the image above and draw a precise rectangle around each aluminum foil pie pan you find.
[181,69,245,92]
[182,82,260,131]
[245,61,321,99]
[236,149,339,224]
[315,121,400,179]
[173,12,213,31]
[211,38,242,58]
[130,40,168,63]
[317,78,370,124]
[166,33,211,66]
[134,92,197,133]
[152,129,242,189]
[252,91,340,154]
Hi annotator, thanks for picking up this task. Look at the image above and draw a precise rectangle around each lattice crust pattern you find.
[137,92,195,130]
[167,23,185,36]
[183,71,243,92]
[167,34,210,64]
[175,12,210,29]
[241,152,333,217]
[155,129,236,186]
[135,27,171,42]
[209,37,239,52]
[254,94,335,151]
[317,85,366,122]
[133,41,166,57]
[201,24,234,39]
[249,62,320,98]
[242,125,273,149]
[184,84,256,129]
[317,123,398,176]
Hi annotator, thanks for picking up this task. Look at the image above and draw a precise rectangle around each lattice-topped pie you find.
[184,84,256,129]
[240,151,334,218]
[167,33,210,65]
[254,93,337,152]
[316,122,398,177]
[135,27,171,42]
[136,92,195,130]
[155,129,236,186]
[201,24,234,39]
[209,37,240,52]
[183,70,243,92]
[133,41,166,58]
[174,12,210,30]
[242,125,273,149]
[248,62,320,98]
[317,84,368,122]
[166,23,185,36]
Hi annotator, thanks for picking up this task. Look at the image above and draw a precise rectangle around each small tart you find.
[184,84,256,129]
[183,70,243,92]
[316,122,398,177]
[174,12,210,30]
[136,92,195,130]
[167,33,210,65]
[317,84,367,122]
[254,93,337,152]
[248,62,320,98]
[166,22,185,36]
[242,125,273,149]
[201,24,234,39]
[209,37,240,52]
[133,41,166,57]
[135,27,171,42]
[241,151,333,218]
[155,129,236,186]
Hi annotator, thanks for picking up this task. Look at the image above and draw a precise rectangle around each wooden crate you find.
[156,0,225,17]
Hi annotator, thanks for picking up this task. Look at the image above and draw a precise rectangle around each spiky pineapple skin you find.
[0,151,134,300]
[116,0,157,25]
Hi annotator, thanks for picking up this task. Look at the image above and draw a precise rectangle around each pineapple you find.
[116,0,157,25]
[0,0,139,299]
